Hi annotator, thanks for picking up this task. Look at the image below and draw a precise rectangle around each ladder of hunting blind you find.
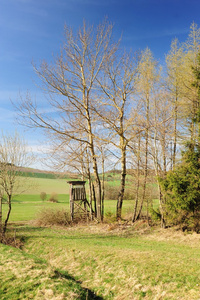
[68,181,90,221]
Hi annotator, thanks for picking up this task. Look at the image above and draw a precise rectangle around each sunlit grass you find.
[0,242,97,299]
[3,192,135,222]
[1,175,199,299]
[16,176,70,195]
[3,225,199,299]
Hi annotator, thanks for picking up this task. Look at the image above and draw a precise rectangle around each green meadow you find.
[3,175,135,222]
[1,175,200,299]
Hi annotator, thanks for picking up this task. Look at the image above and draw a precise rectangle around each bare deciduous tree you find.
[166,38,184,169]
[134,48,160,221]
[0,132,34,240]
[94,51,140,219]
[17,20,118,221]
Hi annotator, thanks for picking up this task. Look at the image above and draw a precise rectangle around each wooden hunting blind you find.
[68,181,89,221]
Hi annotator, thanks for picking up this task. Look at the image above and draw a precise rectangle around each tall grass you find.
[0,242,99,299]
[2,225,200,299]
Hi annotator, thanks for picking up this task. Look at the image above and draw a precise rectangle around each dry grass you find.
[13,223,200,300]
[0,242,99,299]
[34,208,71,226]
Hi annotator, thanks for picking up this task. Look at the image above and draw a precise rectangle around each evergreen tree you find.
[160,52,200,232]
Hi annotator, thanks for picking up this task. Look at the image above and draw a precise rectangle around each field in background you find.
[7,194,134,222]
[3,173,137,222]
[16,176,70,195]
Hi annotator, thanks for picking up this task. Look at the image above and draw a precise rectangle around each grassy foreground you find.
[1,224,200,299]
[1,175,200,299]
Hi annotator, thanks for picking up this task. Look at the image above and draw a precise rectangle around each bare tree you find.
[134,48,160,221]
[166,38,184,169]
[17,20,118,221]
[149,90,173,227]
[0,132,34,239]
[94,51,139,219]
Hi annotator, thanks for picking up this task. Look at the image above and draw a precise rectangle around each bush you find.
[160,143,200,231]
[150,208,162,221]
[48,192,58,203]
[104,184,119,200]
[104,211,116,223]
[35,208,90,226]
[40,192,47,201]
[36,208,71,226]
[104,183,135,200]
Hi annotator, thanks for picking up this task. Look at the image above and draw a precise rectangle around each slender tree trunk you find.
[101,151,105,221]
[3,195,12,236]
[88,170,93,220]
[86,148,93,220]
[158,186,166,228]
[0,195,2,237]
[116,142,126,219]
[132,134,141,222]
[136,96,149,220]
[86,108,102,221]
[172,93,178,169]
[92,183,97,218]
[152,109,166,227]
[91,153,102,221]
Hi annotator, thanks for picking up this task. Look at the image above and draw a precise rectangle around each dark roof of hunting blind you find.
[67,181,86,185]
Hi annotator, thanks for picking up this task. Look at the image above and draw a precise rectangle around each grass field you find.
[0,175,135,222]
[4,194,134,222]
[1,225,200,299]
[1,175,200,299]
[16,176,70,195]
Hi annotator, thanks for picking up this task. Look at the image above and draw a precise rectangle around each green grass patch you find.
[0,242,100,299]
[2,192,134,222]
[2,225,199,299]
[2,194,69,222]
[16,176,70,195]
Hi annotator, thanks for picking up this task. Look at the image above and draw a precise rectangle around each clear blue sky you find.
[1,0,200,168]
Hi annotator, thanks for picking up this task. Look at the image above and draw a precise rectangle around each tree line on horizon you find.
[16,20,200,228]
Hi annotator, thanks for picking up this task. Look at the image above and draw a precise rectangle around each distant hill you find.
[17,167,80,180]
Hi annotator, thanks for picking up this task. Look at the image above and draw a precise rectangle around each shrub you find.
[160,143,200,232]
[104,211,116,223]
[35,208,89,226]
[36,208,71,226]
[40,192,47,201]
[104,183,135,200]
[104,184,119,200]
[48,192,58,203]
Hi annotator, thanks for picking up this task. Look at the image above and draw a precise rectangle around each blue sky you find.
[1,0,200,168]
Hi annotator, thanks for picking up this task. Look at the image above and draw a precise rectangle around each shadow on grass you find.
[53,269,104,300]
[0,240,104,300]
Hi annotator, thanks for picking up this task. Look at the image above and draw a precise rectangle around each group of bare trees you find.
[17,20,200,223]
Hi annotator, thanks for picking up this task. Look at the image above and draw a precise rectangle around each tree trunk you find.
[158,186,166,228]
[0,195,2,237]
[91,154,102,221]
[88,171,93,220]
[132,134,141,222]
[172,94,178,169]
[92,183,97,218]
[3,195,12,236]
[101,152,105,221]
[86,108,102,221]
[136,123,149,220]
[116,143,126,219]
